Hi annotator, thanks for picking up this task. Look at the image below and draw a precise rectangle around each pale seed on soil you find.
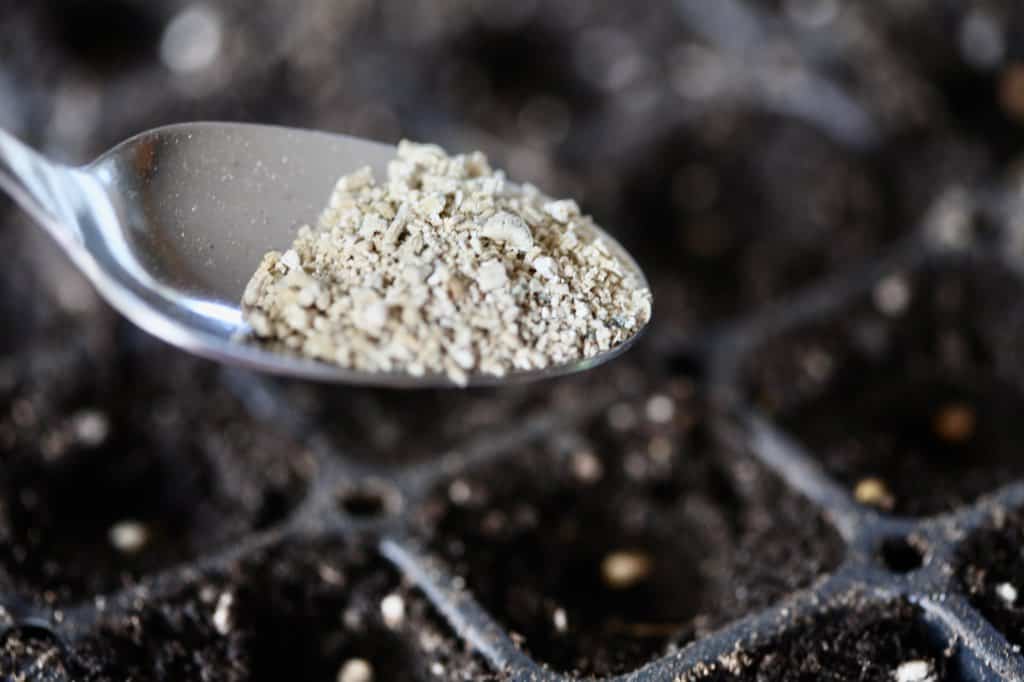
[854,477,895,511]
[338,658,374,682]
[601,550,653,589]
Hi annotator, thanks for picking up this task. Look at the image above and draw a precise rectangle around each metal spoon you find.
[0,122,649,387]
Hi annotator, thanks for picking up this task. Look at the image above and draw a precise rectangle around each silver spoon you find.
[0,122,650,387]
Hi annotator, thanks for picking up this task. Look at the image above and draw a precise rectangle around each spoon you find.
[0,122,650,387]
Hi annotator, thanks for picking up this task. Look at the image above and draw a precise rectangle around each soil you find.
[612,112,897,324]
[269,346,666,469]
[0,323,311,603]
[420,381,844,676]
[743,258,1024,517]
[957,506,1024,651]
[694,598,961,681]
[2,540,493,681]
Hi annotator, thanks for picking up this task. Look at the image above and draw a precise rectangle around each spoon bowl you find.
[0,122,649,387]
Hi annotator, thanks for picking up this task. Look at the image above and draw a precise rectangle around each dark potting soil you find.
[420,380,844,676]
[0,325,311,603]
[957,505,1024,652]
[270,350,662,469]
[1,540,493,682]
[693,598,961,682]
[742,257,1024,517]
[613,112,895,324]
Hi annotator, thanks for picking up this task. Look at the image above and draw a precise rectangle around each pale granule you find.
[242,140,652,385]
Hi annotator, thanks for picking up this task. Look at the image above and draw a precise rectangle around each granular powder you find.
[241,141,651,384]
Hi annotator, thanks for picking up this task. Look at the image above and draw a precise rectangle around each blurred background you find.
[4,0,1023,343]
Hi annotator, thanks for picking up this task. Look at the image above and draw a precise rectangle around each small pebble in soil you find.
[933,402,976,443]
[645,394,675,423]
[430,661,445,677]
[854,477,896,511]
[893,658,937,682]
[72,409,109,447]
[381,593,405,629]
[318,563,345,585]
[448,479,472,505]
[212,591,234,635]
[553,607,569,633]
[570,449,603,483]
[107,519,149,554]
[601,550,653,589]
[337,658,374,682]
[873,274,912,317]
[996,581,1019,605]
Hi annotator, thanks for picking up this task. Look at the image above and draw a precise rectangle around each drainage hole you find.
[337,481,401,519]
[880,536,925,574]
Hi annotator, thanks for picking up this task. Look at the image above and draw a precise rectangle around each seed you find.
[854,477,895,511]
[933,402,975,442]
[1001,64,1024,123]
[108,520,149,554]
[601,550,653,589]
[338,658,374,682]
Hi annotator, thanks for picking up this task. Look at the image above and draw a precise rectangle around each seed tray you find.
[7,0,1024,680]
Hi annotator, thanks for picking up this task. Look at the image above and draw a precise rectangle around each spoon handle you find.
[0,128,84,248]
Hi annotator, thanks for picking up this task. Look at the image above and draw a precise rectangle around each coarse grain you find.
[241,141,651,384]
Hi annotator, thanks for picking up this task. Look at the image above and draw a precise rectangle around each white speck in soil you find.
[212,591,234,635]
[448,479,472,505]
[959,7,1005,69]
[570,450,603,483]
[107,520,149,554]
[894,659,937,682]
[337,658,374,682]
[553,607,569,633]
[160,4,223,74]
[318,563,345,586]
[381,593,405,629]
[996,581,1019,605]
[430,661,445,677]
[645,394,675,423]
[873,274,912,317]
[73,409,110,447]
